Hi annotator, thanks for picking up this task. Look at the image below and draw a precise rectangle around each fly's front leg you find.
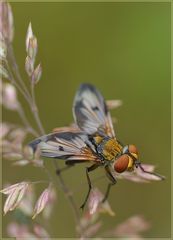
[102,165,117,203]
[80,164,99,210]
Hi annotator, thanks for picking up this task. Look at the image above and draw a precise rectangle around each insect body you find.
[29,83,164,209]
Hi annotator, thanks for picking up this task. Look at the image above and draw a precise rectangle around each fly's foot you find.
[80,202,86,211]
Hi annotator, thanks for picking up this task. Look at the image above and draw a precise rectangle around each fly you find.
[29,83,164,209]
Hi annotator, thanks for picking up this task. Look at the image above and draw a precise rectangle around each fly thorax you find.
[97,137,122,161]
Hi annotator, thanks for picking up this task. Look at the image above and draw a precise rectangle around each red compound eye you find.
[114,154,129,173]
[128,145,138,155]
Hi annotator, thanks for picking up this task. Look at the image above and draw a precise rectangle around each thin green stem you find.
[31,180,50,185]
[17,104,39,137]
[53,159,82,236]
[5,33,83,238]
[7,43,31,101]
[6,41,45,136]
[30,83,45,135]
[5,60,31,104]
[41,165,54,184]
[4,60,39,137]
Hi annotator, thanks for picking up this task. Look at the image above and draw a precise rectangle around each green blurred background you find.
[3,2,170,238]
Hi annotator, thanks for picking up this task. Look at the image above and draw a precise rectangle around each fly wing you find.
[52,125,80,133]
[73,83,115,137]
[29,131,100,162]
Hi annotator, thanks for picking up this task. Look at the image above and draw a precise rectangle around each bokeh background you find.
[3,2,170,238]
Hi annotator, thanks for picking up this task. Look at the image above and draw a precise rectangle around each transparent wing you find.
[29,131,101,162]
[52,125,80,133]
[73,83,115,137]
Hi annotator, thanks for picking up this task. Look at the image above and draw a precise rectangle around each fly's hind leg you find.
[55,160,76,175]
[55,159,87,175]
[80,164,99,210]
[102,165,117,203]
[56,164,74,175]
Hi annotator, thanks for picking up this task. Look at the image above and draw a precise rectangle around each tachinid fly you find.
[29,83,164,209]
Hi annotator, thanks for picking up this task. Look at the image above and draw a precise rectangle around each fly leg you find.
[102,165,117,203]
[55,160,80,175]
[80,164,99,210]
[56,164,74,175]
